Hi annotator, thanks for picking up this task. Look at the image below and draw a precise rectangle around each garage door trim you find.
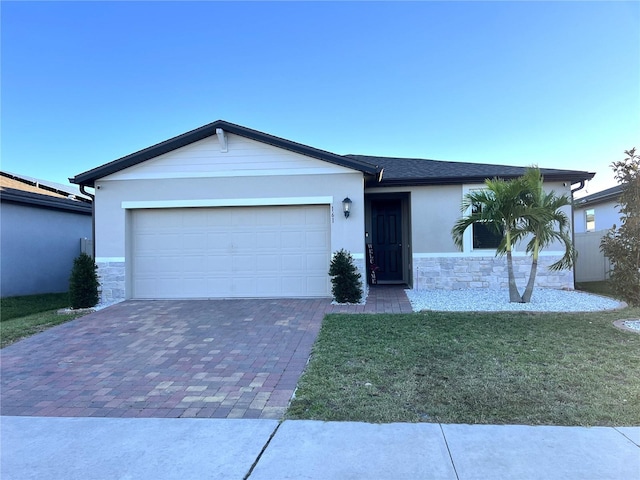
[122,196,334,210]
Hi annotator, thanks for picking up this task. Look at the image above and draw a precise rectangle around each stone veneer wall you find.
[412,255,573,291]
[353,257,369,299]
[96,261,126,303]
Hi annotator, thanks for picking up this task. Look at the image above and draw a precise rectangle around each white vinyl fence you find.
[574,230,611,282]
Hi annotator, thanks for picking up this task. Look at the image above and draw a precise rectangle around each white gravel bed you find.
[623,319,640,331]
[57,299,123,315]
[405,288,624,312]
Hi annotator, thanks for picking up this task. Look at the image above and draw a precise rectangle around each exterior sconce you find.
[342,197,352,218]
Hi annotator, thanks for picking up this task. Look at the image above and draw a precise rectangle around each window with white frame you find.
[585,209,595,231]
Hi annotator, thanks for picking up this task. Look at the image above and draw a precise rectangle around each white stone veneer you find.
[412,255,573,291]
[96,261,126,303]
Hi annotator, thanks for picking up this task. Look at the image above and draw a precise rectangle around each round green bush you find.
[329,249,362,303]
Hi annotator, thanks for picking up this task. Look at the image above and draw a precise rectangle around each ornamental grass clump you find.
[329,249,362,304]
[69,253,100,309]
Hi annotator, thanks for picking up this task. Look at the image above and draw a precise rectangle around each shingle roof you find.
[69,120,595,188]
[575,184,624,208]
[346,155,595,186]
[70,120,382,187]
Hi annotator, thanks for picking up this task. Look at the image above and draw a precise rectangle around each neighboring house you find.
[572,184,623,282]
[70,120,594,302]
[0,172,93,297]
[573,184,623,234]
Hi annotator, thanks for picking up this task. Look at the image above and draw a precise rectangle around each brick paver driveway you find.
[1,289,412,419]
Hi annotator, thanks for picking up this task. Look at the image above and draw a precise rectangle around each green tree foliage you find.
[452,167,574,303]
[517,167,574,303]
[329,249,362,303]
[452,176,531,302]
[69,253,100,309]
[600,148,640,306]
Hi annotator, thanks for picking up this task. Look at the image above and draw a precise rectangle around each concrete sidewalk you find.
[2,417,638,479]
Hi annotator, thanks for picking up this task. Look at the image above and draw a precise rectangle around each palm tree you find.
[452,177,530,303]
[516,167,574,303]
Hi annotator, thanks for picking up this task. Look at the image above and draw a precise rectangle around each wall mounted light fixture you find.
[342,197,352,218]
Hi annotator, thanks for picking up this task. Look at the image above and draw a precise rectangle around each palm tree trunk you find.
[522,241,540,303]
[506,248,523,303]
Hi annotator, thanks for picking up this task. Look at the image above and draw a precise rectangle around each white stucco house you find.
[572,184,623,282]
[70,120,594,302]
[573,184,623,234]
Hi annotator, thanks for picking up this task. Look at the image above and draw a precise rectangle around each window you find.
[585,209,595,231]
[472,203,503,249]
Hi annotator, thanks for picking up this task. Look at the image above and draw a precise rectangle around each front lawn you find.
[1,293,85,348]
[287,308,640,426]
[1,292,71,321]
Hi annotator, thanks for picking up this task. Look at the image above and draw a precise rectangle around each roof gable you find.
[71,120,381,187]
[100,132,358,182]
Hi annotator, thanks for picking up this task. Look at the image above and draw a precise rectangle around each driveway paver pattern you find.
[1,287,412,419]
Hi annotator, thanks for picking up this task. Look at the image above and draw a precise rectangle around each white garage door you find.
[131,205,331,299]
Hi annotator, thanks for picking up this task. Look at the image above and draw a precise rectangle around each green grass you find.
[1,292,71,322]
[1,293,84,348]
[288,308,640,426]
[1,311,85,348]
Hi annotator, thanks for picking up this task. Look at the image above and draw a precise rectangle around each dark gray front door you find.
[371,199,403,282]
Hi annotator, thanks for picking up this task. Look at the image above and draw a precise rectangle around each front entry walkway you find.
[0,287,412,420]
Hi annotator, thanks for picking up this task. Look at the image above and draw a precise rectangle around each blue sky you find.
[2,1,638,197]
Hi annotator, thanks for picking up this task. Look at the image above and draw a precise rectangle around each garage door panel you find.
[182,233,207,250]
[134,256,159,272]
[256,231,280,248]
[233,254,258,273]
[207,255,232,273]
[206,210,233,226]
[281,231,304,248]
[131,205,330,299]
[307,276,330,294]
[307,232,329,248]
[305,208,329,225]
[233,232,257,249]
[232,209,256,226]
[307,253,329,270]
[181,278,209,297]
[254,256,280,272]
[182,256,208,273]
[282,255,304,271]
[206,232,231,249]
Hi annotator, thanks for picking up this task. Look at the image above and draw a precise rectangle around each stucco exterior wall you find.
[92,133,367,301]
[573,199,620,234]
[1,202,92,297]
[367,180,575,290]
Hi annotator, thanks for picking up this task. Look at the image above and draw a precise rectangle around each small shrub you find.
[329,249,362,303]
[69,253,100,309]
